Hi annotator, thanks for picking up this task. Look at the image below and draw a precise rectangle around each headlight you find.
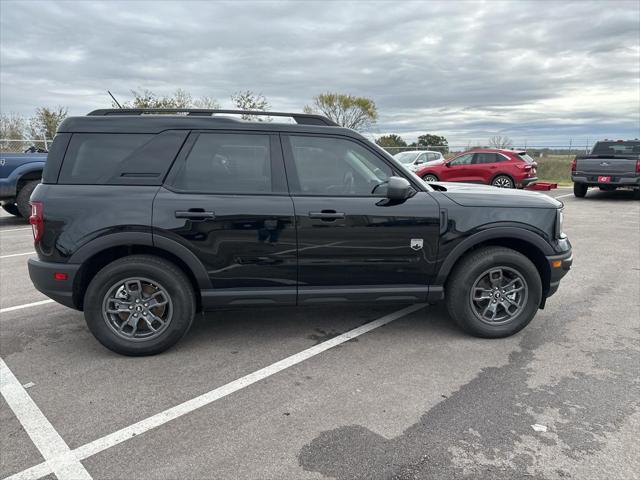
[555,208,564,239]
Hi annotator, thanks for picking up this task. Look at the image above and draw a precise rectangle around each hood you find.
[435,182,562,209]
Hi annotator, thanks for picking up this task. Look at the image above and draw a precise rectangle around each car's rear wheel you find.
[573,182,588,198]
[2,203,20,217]
[16,180,40,218]
[446,246,542,338]
[422,174,439,182]
[491,175,515,188]
[84,255,195,356]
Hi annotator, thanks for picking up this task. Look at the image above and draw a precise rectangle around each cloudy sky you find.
[1,0,639,146]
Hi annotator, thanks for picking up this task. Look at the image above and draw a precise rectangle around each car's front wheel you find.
[84,255,196,356]
[445,246,542,338]
[422,174,439,182]
[491,175,515,188]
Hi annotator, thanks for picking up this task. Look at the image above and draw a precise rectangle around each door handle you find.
[309,210,345,221]
[175,210,215,220]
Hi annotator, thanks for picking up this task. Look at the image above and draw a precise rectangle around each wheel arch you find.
[70,233,211,311]
[421,171,439,180]
[436,228,552,299]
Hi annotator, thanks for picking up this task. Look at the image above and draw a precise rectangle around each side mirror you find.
[444,161,452,167]
[386,176,413,201]
[415,158,424,165]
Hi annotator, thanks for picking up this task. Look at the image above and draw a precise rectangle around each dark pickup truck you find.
[571,140,640,197]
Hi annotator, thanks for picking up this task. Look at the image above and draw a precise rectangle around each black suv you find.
[28,109,572,355]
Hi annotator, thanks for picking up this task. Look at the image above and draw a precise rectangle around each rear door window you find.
[58,131,187,185]
[170,132,276,194]
[473,153,498,164]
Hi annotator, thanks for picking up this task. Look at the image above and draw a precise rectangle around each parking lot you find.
[1,187,638,480]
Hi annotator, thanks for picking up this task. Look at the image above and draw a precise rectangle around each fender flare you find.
[435,227,553,285]
[68,231,212,289]
[4,162,45,196]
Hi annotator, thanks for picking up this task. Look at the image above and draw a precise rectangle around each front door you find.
[281,134,441,304]
[442,152,475,182]
[154,131,297,306]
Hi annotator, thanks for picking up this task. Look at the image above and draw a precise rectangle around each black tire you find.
[573,182,588,198]
[16,179,40,218]
[445,246,542,338]
[422,174,439,182]
[2,203,20,217]
[84,255,196,356]
[491,175,515,188]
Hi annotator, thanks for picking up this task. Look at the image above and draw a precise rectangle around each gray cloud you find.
[1,0,638,145]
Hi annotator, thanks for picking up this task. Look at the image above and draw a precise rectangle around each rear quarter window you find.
[58,131,187,185]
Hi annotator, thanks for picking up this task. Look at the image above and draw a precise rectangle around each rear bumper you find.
[572,174,640,187]
[519,176,538,187]
[545,249,573,299]
[28,258,80,309]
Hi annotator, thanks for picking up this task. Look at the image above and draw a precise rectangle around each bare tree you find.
[120,89,220,109]
[0,113,27,152]
[304,93,377,131]
[230,91,270,120]
[488,135,513,149]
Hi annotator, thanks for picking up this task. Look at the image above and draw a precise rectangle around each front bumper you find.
[545,249,573,299]
[28,258,80,309]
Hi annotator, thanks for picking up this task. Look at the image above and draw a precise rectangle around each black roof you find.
[57,109,359,137]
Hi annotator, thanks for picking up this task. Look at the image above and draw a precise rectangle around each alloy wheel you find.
[102,277,173,341]
[469,267,528,325]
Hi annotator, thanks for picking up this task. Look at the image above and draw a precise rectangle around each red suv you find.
[415,149,538,188]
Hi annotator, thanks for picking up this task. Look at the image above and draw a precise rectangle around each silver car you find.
[393,150,444,172]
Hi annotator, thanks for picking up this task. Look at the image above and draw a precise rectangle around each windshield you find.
[394,151,420,164]
[591,141,640,156]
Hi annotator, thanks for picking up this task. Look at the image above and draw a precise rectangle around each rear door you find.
[153,130,297,306]
[472,152,500,183]
[282,133,441,304]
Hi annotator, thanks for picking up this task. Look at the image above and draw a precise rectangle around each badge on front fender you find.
[410,238,424,251]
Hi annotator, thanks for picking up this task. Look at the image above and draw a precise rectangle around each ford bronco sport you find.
[28,109,572,356]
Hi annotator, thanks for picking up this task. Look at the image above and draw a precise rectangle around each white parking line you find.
[0,227,32,233]
[554,193,574,199]
[0,358,93,480]
[0,251,34,259]
[6,303,425,480]
[0,300,55,314]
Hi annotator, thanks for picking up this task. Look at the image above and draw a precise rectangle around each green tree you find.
[120,89,221,109]
[412,133,449,153]
[27,107,68,147]
[375,134,407,153]
[304,93,377,131]
[230,90,270,120]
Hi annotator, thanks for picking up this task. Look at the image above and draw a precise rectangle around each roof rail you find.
[87,108,339,127]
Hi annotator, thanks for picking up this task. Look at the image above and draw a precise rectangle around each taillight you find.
[29,201,44,244]
[571,158,577,172]
[636,160,640,173]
